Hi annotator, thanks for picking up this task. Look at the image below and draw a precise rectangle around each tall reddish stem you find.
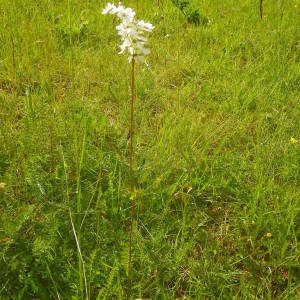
[127,58,135,299]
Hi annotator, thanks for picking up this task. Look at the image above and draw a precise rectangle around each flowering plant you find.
[102,2,154,64]
[102,4,154,296]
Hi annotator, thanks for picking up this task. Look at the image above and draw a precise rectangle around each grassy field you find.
[1,0,300,298]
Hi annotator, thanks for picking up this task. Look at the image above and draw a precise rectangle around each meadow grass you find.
[0,0,300,298]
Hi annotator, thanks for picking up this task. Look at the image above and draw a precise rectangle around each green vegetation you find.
[1,0,300,298]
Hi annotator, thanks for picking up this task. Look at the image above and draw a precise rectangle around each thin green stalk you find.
[76,122,87,214]
[10,34,16,83]
[67,0,74,90]
[67,1,85,297]
[46,263,61,300]
[76,126,87,299]
[127,58,135,300]
[176,3,181,109]
[260,0,263,19]
[60,144,89,300]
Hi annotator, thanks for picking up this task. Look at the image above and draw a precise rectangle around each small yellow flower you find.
[290,137,298,145]
[251,220,255,225]
[130,188,137,201]
[0,182,6,189]
[266,232,272,238]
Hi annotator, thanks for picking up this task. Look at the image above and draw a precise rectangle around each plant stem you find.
[129,61,135,194]
[127,58,135,300]
[67,0,74,92]
[60,144,89,300]
[260,0,263,19]
[10,34,16,83]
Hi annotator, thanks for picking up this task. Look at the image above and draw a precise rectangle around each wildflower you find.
[266,232,272,238]
[102,5,154,293]
[102,2,154,64]
[290,137,298,145]
[0,182,6,189]
[102,3,118,15]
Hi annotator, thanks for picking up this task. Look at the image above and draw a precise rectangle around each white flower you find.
[103,2,154,64]
[116,6,136,22]
[102,2,117,14]
[137,20,154,32]
[119,39,131,54]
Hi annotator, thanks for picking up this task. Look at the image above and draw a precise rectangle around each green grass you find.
[0,0,300,298]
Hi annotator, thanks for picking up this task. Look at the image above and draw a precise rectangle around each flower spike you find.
[102,2,154,64]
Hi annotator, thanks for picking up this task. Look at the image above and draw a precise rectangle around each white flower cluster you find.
[102,2,154,64]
